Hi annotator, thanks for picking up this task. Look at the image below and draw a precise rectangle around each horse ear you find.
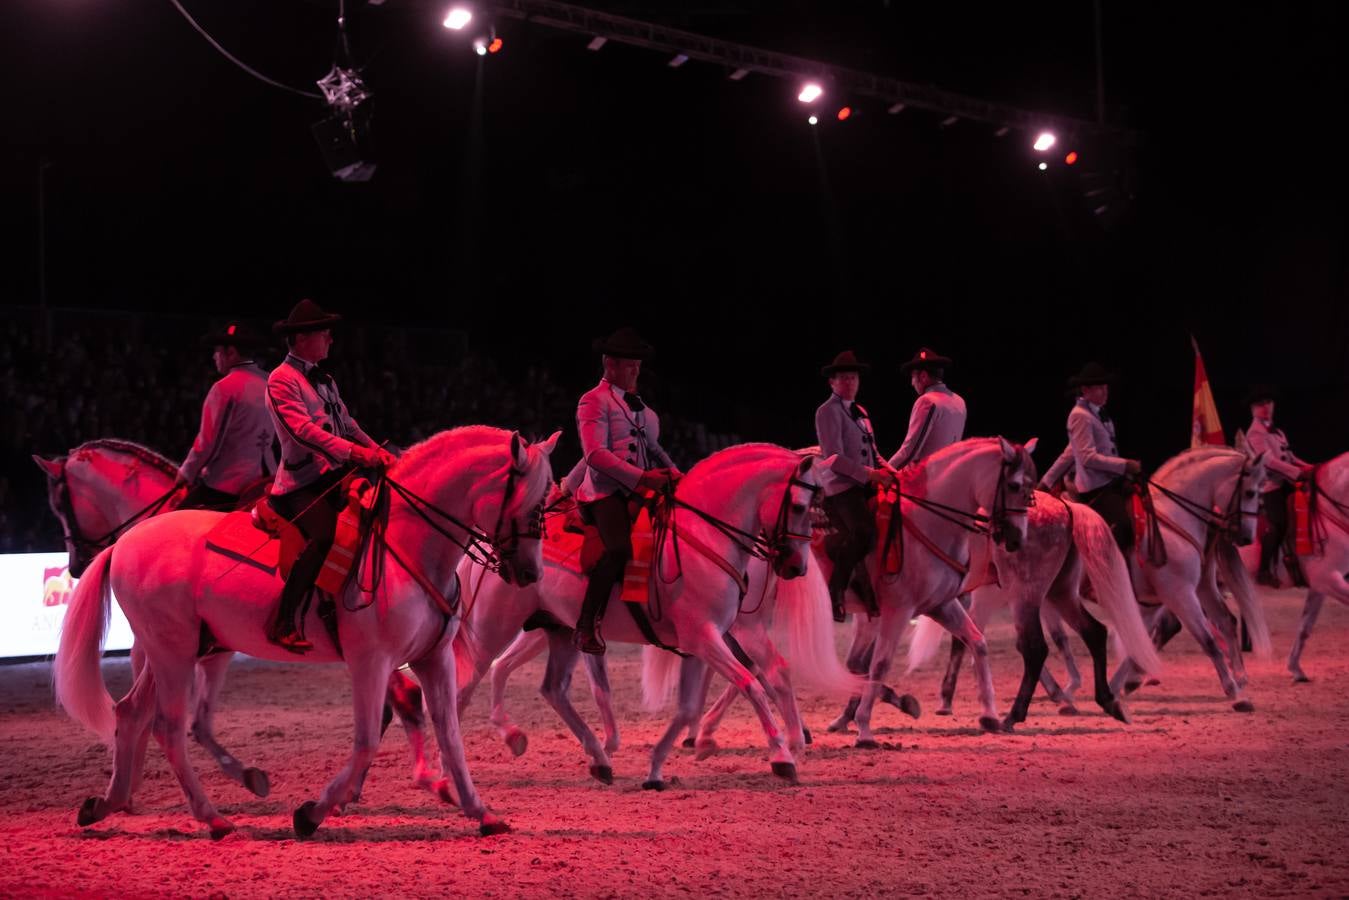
[1235,429,1250,454]
[1023,437,1039,456]
[33,455,63,478]
[509,432,527,469]
[998,437,1017,462]
[816,453,838,476]
[537,430,562,456]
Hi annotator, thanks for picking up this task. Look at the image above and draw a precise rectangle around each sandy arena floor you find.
[1,586,1346,898]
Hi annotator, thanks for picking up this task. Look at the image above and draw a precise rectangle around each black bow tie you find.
[623,391,646,413]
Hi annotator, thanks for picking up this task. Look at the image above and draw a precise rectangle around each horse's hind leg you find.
[79,663,157,828]
[148,656,234,839]
[188,651,271,798]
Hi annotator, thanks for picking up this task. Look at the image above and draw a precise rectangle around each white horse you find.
[901,490,1162,730]
[829,437,1036,745]
[55,426,558,839]
[35,442,438,803]
[1244,452,1349,683]
[452,444,828,788]
[471,549,861,762]
[1108,446,1271,711]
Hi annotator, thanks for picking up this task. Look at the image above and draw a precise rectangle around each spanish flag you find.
[1191,336,1225,447]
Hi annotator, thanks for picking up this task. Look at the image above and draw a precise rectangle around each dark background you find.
[3,0,1346,464]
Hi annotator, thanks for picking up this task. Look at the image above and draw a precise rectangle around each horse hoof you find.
[1105,702,1131,725]
[1001,717,1017,733]
[209,818,235,841]
[694,740,719,762]
[1058,704,1079,717]
[77,796,104,827]
[978,716,1002,734]
[898,694,922,719]
[1292,673,1311,684]
[855,738,880,750]
[770,761,799,783]
[242,767,271,798]
[681,737,696,748]
[1233,699,1256,713]
[642,780,667,792]
[935,707,953,717]
[589,764,614,785]
[479,816,512,837]
[825,720,850,734]
[293,801,321,838]
[505,730,528,757]
[803,726,813,745]
[435,779,460,807]
[1144,677,1161,686]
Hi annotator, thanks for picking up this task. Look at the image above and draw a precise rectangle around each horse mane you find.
[73,439,178,479]
[1153,446,1243,482]
[681,442,800,485]
[394,425,551,519]
[900,436,1002,488]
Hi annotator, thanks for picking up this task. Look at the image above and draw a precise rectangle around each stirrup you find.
[268,629,313,654]
[573,624,606,655]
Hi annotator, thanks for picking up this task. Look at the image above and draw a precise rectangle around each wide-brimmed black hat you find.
[200,321,266,349]
[899,347,953,374]
[821,350,871,377]
[273,299,343,336]
[1066,362,1118,389]
[592,327,654,360]
[1244,384,1280,406]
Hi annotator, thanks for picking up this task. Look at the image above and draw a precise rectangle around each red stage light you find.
[837,106,852,121]
[488,37,503,53]
[1065,151,1078,165]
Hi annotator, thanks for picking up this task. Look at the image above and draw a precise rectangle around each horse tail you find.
[641,645,682,711]
[54,546,117,743]
[905,614,946,674]
[1068,501,1163,675]
[770,561,863,696]
[1217,537,1271,658]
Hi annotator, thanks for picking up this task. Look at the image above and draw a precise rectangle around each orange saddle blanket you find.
[542,501,658,604]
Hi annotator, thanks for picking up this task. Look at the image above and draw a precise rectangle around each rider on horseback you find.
[264,300,396,653]
[1244,385,1314,587]
[889,347,967,470]
[1051,363,1143,554]
[815,350,890,623]
[571,327,681,655]
[176,321,278,511]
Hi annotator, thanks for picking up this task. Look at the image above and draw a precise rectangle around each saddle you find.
[203,474,377,594]
[543,491,659,604]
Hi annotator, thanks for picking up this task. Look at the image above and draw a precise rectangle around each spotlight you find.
[808,114,819,125]
[668,53,689,68]
[1033,131,1056,152]
[1038,162,1048,171]
[473,37,487,55]
[587,36,607,51]
[837,106,852,121]
[1065,151,1078,165]
[488,37,503,53]
[798,83,823,103]
[729,68,750,81]
[443,7,472,29]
